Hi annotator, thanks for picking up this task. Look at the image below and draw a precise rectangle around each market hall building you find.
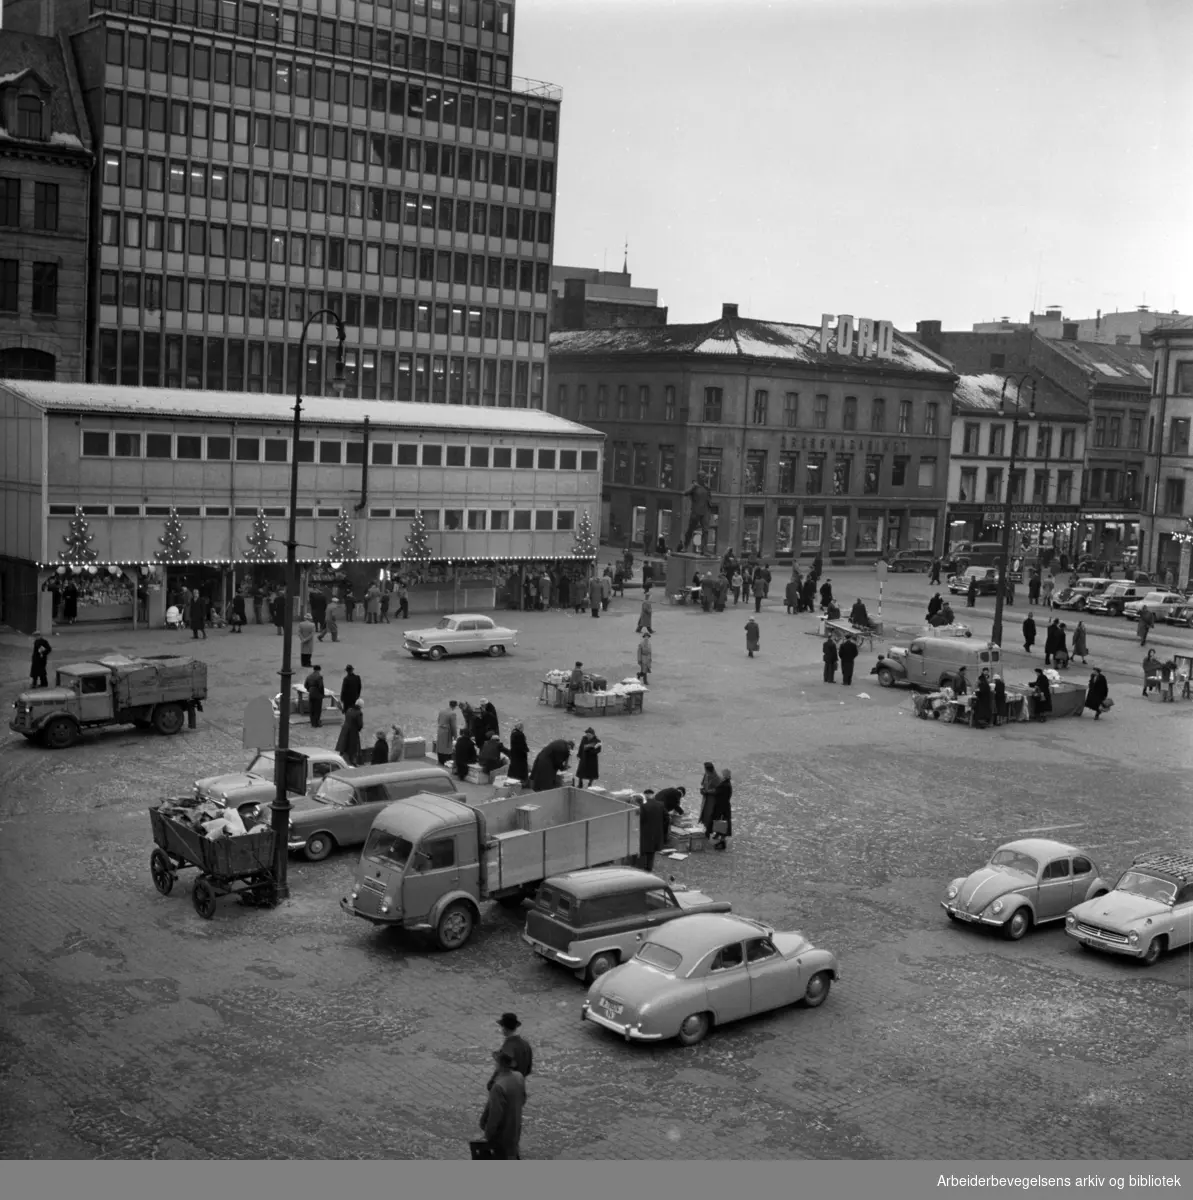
[0,379,603,633]
[548,305,956,562]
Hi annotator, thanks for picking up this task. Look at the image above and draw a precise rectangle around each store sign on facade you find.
[820,313,896,360]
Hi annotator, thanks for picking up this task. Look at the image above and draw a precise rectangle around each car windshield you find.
[1114,870,1177,904]
[363,828,413,868]
[989,849,1039,877]
[314,776,356,807]
[247,752,274,776]
[434,617,454,630]
[635,942,683,973]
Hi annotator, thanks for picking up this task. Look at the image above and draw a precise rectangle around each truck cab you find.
[61,667,116,723]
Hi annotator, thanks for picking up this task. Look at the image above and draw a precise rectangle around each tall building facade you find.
[0,28,94,381]
[8,0,560,406]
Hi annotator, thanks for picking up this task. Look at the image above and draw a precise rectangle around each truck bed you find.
[476,787,638,895]
[114,659,208,707]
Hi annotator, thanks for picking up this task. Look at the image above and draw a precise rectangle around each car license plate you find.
[599,999,624,1017]
[953,910,977,922]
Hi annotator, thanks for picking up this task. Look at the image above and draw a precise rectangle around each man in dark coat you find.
[190,590,208,639]
[849,599,873,629]
[481,1051,526,1160]
[811,553,823,583]
[336,704,363,764]
[30,632,51,689]
[1028,572,1041,605]
[709,770,733,850]
[507,722,530,784]
[309,586,327,632]
[478,734,508,775]
[530,738,573,792]
[966,576,978,608]
[838,637,859,685]
[490,1013,533,1082]
[1031,669,1052,721]
[819,578,833,611]
[1080,667,1109,719]
[1023,613,1037,654]
[927,593,943,620]
[993,675,1008,726]
[304,665,326,727]
[785,578,800,614]
[822,636,838,683]
[801,578,817,612]
[454,730,478,780]
[929,558,942,585]
[653,785,686,819]
[973,671,993,728]
[638,790,670,873]
[340,665,362,710]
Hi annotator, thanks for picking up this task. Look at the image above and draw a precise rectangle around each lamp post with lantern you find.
[990,373,1037,651]
[271,309,346,902]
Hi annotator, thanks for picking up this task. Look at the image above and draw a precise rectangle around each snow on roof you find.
[552,316,954,376]
[1092,362,1121,377]
[953,373,1088,420]
[0,380,602,438]
[49,131,83,148]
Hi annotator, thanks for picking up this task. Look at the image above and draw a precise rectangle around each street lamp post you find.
[272,309,346,902]
[990,374,1036,651]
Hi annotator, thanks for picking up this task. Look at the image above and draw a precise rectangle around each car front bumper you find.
[1064,924,1143,957]
[941,901,1004,927]
[521,933,582,967]
[580,1003,665,1042]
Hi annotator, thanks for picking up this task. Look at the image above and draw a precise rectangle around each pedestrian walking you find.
[1041,576,1054,608]
[811,553,824,582]
[636,632,652,684]
[229,593,246,633]
[29,632,51,689]
[454,729,478,780]
[708,769,733,850]
[1004,575,1016,607]
[576,727,601,788]
[729,568,742,605]
[380,583,391,623]
[319,604,339,642]
[993,675,1008,726]
[297,612,316,667]
[785,577,800,614]
[801,577,817,612]
[973,670,993,729]
[1023,613,1037,655]
[929,558,942,585]
[1079,667,1109,719]
[336,703,364,764]
[371,730,390,764]
[698,762,721,833]
[479,1051,526,1160]
[1072,620,1089,664]
[752,573,766,613]
[388,722,405,761]
[1138,606,1154,645]
[304,665,326,727]
[1044,619,1062,666]
[637,590,653,633]
[490,1013,533,1083]
[1053,622,1070,669]
[507,722,530,784]
[436,699,459,765]
[822,636,838,683]
[744,617,760,658]
[530,738,573,792]
[600,571,613,612]
[309,586,327,633]
[340,664,362,710]
[636,790,669,873]
[838,636,859,685]
[588,574,602,618]
[966,576,977,608]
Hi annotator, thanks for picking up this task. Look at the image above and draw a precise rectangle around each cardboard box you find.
[515,804,540,831]
[403,737,427,759]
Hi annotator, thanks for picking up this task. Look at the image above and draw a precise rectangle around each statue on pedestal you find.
[680,476,712,554]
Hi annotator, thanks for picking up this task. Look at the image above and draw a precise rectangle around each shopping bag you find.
[712,819,729,836]
[470,1141,500,1160]
[1100,698,1114,712]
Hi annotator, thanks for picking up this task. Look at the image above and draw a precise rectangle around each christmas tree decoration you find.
[59,506,99,564]
[244,509,277,562]
[153,507,192,563]
[572,509,597,558]
[328,512,359,563]
[403,509,433,561]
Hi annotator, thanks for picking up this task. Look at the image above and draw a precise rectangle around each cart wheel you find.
[192,877,217,919]
[150,848,175,895]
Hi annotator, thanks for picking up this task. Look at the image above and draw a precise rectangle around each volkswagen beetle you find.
[942,838,1110,940]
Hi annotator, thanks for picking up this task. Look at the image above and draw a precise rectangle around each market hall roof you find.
[0,381,602,438]
[550,316,956,377]
[952,373,1090,421]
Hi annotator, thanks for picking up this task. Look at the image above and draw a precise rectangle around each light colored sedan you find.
[581,913,839,1046]
[403,613,518,660]
[942,838,1110,940]
[1123,591,1187,622]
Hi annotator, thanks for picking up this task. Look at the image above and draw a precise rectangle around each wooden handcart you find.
[149,804,278,919]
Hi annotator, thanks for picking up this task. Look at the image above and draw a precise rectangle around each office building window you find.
[0,178,18,226]
[638,385,650,420]
[1108,415,1122,448]
[697,447,722,491]
[34,183,58,231]
[891,457,909,487]
[1059,429,1076,458]
[863,455,882,495]
[1168,418,1190,454]
[833,456,851,495]
[633,443,649,486]
[1164,477,1185,514]
[664,386,676,421]
[959,467,977,502]
[1093,415,1106,447]
[988,425,1005,456]
[617,385,628,419]
[917,457,937,488]
[1128,416,1143,449]
[962,423,980,454]
[0,259,17,311]
[1056,472,1073,504]
[1036,426,1052,459]
[985,468,1003,500]
[658,445,675,489]
[31,263,58,314]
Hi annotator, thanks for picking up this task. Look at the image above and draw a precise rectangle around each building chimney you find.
[1062,322,1079,341]
[721,303,739,320]
[1045,307,1062,319]
[916,320,942,343]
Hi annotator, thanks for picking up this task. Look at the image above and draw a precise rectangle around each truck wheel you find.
[42,717,79,749]
[304,832,335,862]
[435,902,475,950]
[586,951,620,983]
[876,667,895,688]
[153,703,184,735]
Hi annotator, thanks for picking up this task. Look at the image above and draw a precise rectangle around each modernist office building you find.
[0,379,603,633]
[6,0,560,405]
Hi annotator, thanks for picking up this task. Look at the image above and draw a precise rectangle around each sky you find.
[514,0,1193,331]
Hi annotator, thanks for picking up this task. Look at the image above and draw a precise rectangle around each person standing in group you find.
[973,670,993,729]
[336,702,364,765]
[637,790,669,873]
[801,576,817,613]
[708,769,733,851]
[252,585,265,625]
[364,582,380,624]
[1080,667,1109,719]
[557,573,571,611]
[715,569,729,612]
[29,632,51,689]
[530,738,574,792]
[993,674,1008,726]
[752,572,766,613]
[698,762,721,834]
[838,636,859,685]
[187,590,205,640]
[478,733,509,777]
[454,728,478,780]
[600,570,613,613]
[637,632,652,685]
[340,664,362,712]
[927,592,943,621]
[371,730,390,764]
[966,576,978,609]
[229,592,246,633]
[304,664,326,727]
[1072,620,1089,664]
[297,612,316,667]
[576,727,601,788]
[1159,657,1177,702]
[480,1050,526,1160]
[539,568,553,611]
[1028,572,1041,605]
[785,576,800,615]
[480,700,501,744]
[395,578,409,620]
[1043,618,1061,666]
[822,636,838,683]
[1004,575,1016,607]
[436,699,459,766]
[1141,649,1161,696]
[811,553,824,583]
[506,722,530,785]
[1023,612,1037,655]
[587,574,602,619]
[744,617,760,658]
[637,590,653,634]
[566,661,585,711]
[820,578,834,612]
[388,722,405,761]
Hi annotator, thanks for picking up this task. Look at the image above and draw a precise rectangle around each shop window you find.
[806,453,825,495]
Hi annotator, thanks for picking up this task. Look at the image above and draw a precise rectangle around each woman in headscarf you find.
[698,762,721,834]
[507,721,530,785]
[709,769,733,850]
[481,700,500,743]
[371,729,390,764]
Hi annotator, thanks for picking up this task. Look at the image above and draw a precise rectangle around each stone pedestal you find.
[665,551,715,595]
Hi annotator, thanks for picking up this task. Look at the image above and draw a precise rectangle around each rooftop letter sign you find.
[820,313,895,360]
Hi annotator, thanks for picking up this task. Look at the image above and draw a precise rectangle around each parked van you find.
[871,636,1002,691]
[948,541,1005,572]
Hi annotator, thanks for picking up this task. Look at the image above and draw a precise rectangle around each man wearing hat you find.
[30,631,52,689]
[638,788,669,873]
[480,1047,526,1160]
[489,1012,533,1083]
[636,631,652,685]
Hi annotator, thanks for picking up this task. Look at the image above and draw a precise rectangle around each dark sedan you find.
[888,550,935,573]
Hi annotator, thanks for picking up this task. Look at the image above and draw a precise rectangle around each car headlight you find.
[1128,931,1140,944]
[989,899,1004,915]
[1065,915,1076,928]
[946,884,959,900]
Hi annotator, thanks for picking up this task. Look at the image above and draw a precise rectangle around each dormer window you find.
[17,95,45,139]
